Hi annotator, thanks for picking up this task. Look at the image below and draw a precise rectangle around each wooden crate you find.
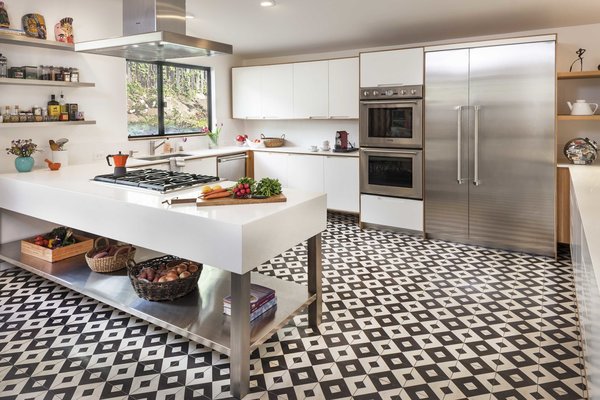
[21,234,93,262]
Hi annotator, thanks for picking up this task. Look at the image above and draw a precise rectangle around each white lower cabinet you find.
[324,156,359,213]
[253,152,359,213]
[184,157,217,176]
[360,194,423,232]
[253,152,289,187]
[287,154,324,193]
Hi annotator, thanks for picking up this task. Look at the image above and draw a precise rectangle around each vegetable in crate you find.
[254,178,282,197]
[34,226,77,249]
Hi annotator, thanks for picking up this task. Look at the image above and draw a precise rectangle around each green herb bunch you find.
[6,139,39,157]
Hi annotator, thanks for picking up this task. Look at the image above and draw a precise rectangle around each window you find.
[126,61,212,138]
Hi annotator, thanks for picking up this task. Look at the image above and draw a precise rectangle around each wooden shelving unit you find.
[0,30,74,51]
[0,77,94,88]
[0,121,96,128]
[558,115,600,121]
[557,71,600,80]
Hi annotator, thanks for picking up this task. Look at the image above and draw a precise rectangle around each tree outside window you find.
[127,61,212,138]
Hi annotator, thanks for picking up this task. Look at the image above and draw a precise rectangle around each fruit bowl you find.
[246,139,264,149]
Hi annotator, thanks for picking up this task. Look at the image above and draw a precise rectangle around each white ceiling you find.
[186,0,600,58]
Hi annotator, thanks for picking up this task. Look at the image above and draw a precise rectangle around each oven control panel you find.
[360,85,422,100]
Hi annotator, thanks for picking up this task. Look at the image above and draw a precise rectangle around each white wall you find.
[0,0,243,173]
[240,23,600,156]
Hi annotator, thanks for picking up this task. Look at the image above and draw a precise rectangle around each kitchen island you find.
[0,163,327,399]
[569,164,600,398]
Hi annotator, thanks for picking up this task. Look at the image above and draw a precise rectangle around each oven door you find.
[359,99,423,148]
[360,148,423,199]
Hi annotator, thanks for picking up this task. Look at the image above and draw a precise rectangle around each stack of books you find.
[223,284,277,321]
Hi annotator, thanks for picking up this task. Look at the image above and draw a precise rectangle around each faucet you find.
[148,140,165,155]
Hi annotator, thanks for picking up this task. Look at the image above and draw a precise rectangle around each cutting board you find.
[196,193,287,207]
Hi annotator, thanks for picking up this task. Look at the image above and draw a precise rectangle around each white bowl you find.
[246,140,264,149]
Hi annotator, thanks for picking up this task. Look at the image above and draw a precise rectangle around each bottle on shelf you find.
[48,94,60,121]
[59,92,69,121]
[0,54,7,78]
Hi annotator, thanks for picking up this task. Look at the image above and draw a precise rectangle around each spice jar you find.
[0,54,7,78]
[70,68,79,82]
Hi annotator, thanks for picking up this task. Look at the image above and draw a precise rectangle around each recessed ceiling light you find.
[260,0,276,7]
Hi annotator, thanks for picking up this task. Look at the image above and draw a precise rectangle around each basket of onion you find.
[127,255,202,301]
[85,237,136,273]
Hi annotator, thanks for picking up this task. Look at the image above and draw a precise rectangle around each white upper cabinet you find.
[232,57,359,120]
[232,64,293,119]
[260,64,294,119]
[360,48,424,87]
[293,61,329,119]
[232,66,262,119]
[329,58,359,119]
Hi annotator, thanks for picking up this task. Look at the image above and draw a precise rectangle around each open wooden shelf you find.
[557,71,600,80]
[0,240,314,356]
[557,115,600,121]
[0,30,74,51]
[0,121,96,128]
[0,77,94,87]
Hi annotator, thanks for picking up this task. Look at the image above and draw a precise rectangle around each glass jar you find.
[70,68,79,83]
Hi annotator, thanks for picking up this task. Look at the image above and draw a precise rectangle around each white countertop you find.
[127,145,359,168]
[0,164,327,274]
[569,164,600,281]
[251,146,360,157]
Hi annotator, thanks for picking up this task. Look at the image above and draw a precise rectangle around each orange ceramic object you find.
[44,159,61,171]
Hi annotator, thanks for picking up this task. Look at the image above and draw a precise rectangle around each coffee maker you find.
[334,131,358,152]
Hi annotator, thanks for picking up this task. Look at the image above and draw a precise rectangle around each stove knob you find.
[373,90,379,96]
[385,89,394,96]
[362,90,370,97]
[410,89,417,95]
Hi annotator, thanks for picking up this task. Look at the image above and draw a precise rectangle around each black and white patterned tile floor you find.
[0,213,587,399]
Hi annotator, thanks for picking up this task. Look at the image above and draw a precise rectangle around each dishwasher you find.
[217,153,247,181]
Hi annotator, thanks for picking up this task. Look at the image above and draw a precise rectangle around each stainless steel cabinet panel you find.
[468,42,555,256]
[424,49,470,242]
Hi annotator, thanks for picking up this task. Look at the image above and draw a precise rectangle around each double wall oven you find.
[359,85,423,199]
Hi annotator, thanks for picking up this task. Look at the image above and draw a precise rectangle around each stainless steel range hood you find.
[75,0,232,61]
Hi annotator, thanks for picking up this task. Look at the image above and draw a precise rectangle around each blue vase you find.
[15,156,34,172]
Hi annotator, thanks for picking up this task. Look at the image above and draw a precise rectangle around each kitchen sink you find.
[136,153,194,161]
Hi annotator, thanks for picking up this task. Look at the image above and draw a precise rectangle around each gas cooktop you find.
[93,169,220,193]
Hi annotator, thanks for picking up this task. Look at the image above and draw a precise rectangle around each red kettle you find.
[106,151,129,177]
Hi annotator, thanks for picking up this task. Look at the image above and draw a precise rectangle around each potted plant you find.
[6,139,39,172]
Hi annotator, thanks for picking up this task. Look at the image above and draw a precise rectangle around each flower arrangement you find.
[6,139,39,157]
[205,123,222,148]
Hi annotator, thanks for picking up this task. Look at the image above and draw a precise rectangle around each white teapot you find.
[568,100,599,116]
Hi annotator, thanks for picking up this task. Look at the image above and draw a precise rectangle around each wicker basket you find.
[85,237,136,273]
[260,134,285,147]
[127,255,203,301]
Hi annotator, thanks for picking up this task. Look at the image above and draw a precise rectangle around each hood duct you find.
[75,0,232,61]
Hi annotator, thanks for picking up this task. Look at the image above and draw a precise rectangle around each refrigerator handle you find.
[473,105,481,186]
[456,105,465,184]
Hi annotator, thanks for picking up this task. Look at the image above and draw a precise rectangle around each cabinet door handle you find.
[456,105,465,184]
[473,105,481,187]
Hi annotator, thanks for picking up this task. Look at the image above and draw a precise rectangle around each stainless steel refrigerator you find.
[424,38,556,257]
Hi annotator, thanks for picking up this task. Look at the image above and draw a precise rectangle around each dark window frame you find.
[127,60,212,139]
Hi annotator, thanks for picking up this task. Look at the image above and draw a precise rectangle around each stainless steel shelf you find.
[0,240,314,355]
[0,78,95,87]
[0,121,96,128]
[0,31,74,51]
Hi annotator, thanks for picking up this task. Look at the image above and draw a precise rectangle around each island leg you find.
[230,272,251,399]
[307,233,322,328]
